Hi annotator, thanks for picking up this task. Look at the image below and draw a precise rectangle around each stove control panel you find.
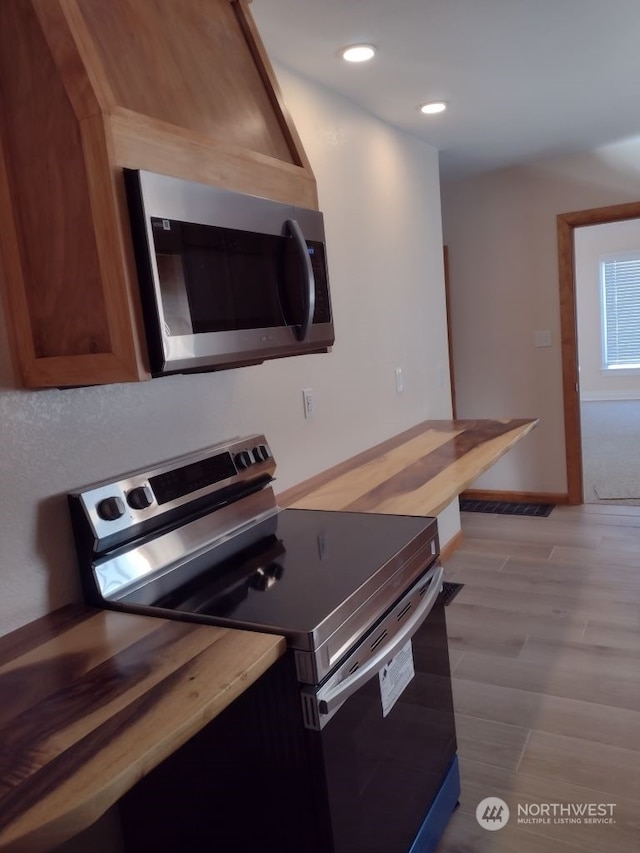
[68,435,275,547]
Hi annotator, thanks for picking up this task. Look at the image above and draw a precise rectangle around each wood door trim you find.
[443,245,457,418]
[557,200,640,504]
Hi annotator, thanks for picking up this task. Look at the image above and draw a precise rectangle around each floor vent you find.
[441,581,464,606]
[459,499,554,518]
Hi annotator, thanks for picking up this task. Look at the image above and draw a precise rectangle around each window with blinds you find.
[601,254,640,369]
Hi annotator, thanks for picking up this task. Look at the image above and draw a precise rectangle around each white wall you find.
[575,219,640,399]
[441,138,640,494]
[0,66,455,638]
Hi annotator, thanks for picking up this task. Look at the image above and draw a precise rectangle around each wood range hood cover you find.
[0,0,318,388]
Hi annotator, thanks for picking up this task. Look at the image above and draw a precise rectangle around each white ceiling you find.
[251,0,640,181]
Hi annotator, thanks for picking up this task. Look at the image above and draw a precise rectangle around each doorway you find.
[557,200,640,504]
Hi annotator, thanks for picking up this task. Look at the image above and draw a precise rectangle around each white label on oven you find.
[378,640,415,718]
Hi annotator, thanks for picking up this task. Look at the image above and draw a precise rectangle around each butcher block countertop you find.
[0,418,536,853]
[277,418,538,516]
[0,607,285,853]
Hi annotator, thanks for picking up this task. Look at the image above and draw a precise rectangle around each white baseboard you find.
[580,390,640,401]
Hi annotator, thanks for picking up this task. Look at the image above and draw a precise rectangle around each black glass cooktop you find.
[120,509,437,649]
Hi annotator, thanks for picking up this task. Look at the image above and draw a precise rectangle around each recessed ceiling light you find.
[341,44,376,63]
[420,101,447,115]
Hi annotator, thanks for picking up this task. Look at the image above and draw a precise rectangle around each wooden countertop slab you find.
[278,418,538,517]
[0,607,285,853]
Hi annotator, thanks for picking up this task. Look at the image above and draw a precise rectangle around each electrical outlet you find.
[534,330,552,347]
[395,367,404,393]
[302,388,314,419]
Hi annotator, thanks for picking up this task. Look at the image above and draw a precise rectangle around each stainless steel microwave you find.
[124,169,334,375]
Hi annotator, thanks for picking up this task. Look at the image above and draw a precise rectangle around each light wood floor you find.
[581,400,640,505]
[436,503,640,853]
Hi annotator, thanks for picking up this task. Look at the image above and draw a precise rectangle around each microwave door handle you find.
[286,219,315,341]
[317,563,444,719]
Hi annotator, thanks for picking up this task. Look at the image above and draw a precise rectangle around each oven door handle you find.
[317,563,444,719]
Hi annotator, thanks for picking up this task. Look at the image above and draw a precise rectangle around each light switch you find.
[302,388,314,419]
[534,330,552,347]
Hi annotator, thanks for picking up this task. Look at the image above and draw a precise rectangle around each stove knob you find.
[266,561,284,580]
[127,485,153,510]
[253,444,270,462]
[97,496,125,521]
[234,450,253,470]
[249,569,269,592]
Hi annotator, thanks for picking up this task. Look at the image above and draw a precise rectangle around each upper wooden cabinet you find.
[0,0,317,387]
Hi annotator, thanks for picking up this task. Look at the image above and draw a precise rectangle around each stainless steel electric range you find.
[69,435,459,853]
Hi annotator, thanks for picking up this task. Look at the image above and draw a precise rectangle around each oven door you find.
[303,563,458,853]
[117,565,457,853]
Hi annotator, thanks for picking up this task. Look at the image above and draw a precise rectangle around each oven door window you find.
[151,217,312,335]
[315,599,457,853]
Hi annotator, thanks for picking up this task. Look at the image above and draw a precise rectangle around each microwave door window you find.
[155,254,194,336]
[179,224,288,333]
[223,231,289,330]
